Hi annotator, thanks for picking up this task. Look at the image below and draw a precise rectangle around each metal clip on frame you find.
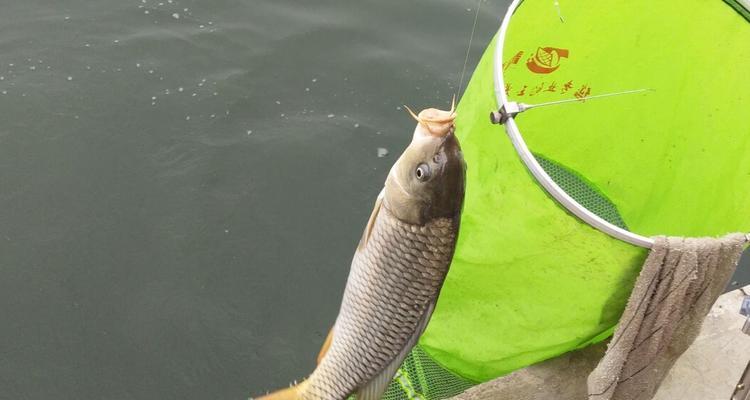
[490,102,524,125]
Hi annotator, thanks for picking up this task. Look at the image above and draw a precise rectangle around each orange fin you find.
[358,191,383,251]
[316,328,334,365]
[255,382,304,400]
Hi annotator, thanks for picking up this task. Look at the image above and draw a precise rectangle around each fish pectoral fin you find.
[316,327,334,365]
[356,302,436,400]
[357,190,384,251]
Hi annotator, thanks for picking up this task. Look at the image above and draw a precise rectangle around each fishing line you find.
[518,88,651,112]
[456,0,482,101]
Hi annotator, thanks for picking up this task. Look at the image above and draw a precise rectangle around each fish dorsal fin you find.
[355,302,436,400]
[358,190,384,251]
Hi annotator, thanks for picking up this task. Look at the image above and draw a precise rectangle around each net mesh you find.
[377,154,628,399]
[534,154,628,230]
[380,345,475,400]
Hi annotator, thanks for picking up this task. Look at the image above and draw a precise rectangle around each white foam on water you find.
[327,114,335,118]
[377,148,389,158]
[172,13,180,19]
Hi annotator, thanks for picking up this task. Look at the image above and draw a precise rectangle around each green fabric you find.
[503,0,750,238]
[417,0,750,383]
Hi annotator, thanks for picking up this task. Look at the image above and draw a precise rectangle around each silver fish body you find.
[302,206,459,399]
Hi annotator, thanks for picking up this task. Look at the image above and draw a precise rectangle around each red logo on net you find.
[504,47,590,100]
[526,47,569,74]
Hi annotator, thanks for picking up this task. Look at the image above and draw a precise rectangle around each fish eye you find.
[415,163,431,181]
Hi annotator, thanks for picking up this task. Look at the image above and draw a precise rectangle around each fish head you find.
[383,104,466,225]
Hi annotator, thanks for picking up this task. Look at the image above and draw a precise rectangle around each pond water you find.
[1,1,747,399]
[0,0,507,398]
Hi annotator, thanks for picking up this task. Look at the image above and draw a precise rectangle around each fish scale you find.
[301,205,458,400]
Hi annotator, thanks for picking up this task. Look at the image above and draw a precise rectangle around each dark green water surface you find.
[0,1,507,398]
[1,1,748,399]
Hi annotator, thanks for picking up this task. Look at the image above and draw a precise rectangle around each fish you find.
[257,102,466,400]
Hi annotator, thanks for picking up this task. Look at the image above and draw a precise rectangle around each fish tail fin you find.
[255,381,306,400]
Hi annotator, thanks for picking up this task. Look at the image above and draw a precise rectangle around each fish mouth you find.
[404,97,456,138]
